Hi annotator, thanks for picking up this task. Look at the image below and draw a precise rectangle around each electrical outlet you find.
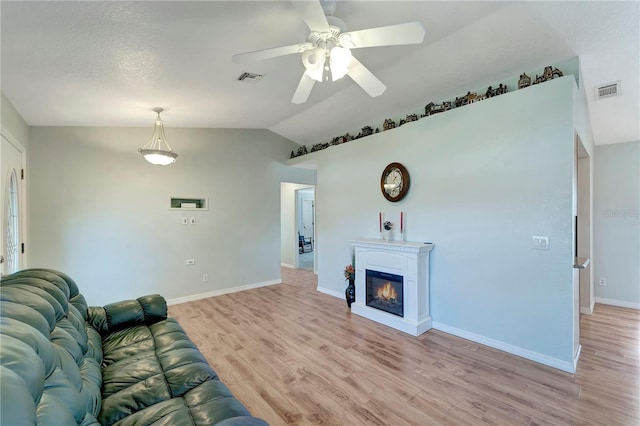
[532,236,550,250]
[181,217,188,225]
[186,259,195,266]
[189,217,196,225]
[599,277,607,286]
[202,274,209,282]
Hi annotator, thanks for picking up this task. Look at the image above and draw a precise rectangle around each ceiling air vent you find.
[237,72,263,83]
[595,81,620,100]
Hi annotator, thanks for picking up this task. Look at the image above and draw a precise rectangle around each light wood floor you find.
[168,268,639,425]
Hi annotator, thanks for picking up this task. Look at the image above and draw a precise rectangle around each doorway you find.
[572,133,592,366]
[1,131,27,275]
[280,183,316,273]
[577,141,593,315]
[296,188,315,271]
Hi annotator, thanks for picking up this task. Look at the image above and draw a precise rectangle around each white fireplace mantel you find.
[350,239,434,336]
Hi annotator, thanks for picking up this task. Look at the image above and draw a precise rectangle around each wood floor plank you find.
[168,268,640,425]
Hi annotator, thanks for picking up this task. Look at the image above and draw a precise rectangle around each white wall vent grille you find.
[595,81,620,100]
[237,72,263,83]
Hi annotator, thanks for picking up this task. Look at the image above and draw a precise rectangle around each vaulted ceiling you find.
[2,1,638,147]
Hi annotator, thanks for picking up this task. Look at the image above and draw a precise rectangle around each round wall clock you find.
[380,162,410,202]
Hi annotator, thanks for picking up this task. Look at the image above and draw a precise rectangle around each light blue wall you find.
[594,141,640,308]
[312,77,577,367]
[28,126,315,305]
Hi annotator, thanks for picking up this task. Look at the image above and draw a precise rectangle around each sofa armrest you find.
[87,294,167,335]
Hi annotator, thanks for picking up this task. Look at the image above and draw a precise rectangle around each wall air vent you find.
[595,81,620,100]
[237,72,263,83]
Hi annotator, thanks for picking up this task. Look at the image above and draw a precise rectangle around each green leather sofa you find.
[0,268,268,425]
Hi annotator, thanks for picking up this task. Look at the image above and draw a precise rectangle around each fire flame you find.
[376,282,398,301]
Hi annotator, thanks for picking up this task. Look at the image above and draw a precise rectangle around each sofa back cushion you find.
[0,269,103,425]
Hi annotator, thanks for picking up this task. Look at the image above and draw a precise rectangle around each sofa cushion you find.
[99,318,247,425]
[109,380,260,426]
[0,270,103,425]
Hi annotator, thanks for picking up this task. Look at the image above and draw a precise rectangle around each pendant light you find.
[138,108,178,165]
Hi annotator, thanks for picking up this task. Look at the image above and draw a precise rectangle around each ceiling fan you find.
[232,0,425,104]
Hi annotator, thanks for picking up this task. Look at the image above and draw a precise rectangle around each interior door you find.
[302,199,314,240]
[1,133,25,275]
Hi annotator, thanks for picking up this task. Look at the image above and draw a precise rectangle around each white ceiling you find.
[1,1,638,147]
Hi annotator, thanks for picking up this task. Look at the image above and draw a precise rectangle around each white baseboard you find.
[595,297,640,310]
[432,322,575,373]
[573,344,582,372]
[317,286,344,300]
[580,307,593,315]
[281,263,295,269]
[167,279,281,306]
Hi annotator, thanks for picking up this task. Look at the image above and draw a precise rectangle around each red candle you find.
[379,212,382,232]
[400,211,404,233]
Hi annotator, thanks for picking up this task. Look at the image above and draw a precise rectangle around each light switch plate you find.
[189,217,196,225]
[181,217,188,225]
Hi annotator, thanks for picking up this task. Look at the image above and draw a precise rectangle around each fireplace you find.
[351,239,434,336]
[366,270,404,317]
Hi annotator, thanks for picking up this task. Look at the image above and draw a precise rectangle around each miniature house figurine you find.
[533,66,564,85]
[423,102,451,117]
[518,73,532,89]
[399,114,418,126]
[383,119,397,131]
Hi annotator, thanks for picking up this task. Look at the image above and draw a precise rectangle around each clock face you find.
[381,163,410,202]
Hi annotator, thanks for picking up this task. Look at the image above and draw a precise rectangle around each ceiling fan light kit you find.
[232,0,425,104]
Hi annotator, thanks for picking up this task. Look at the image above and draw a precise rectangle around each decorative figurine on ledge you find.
[486,83,508,98]
[469,92,486,104]
[518,73,532,89]
[358,126,374,138]
[310,142,329,152]
[399,114,419,126]
[533,66,563,85]
[423,101,452,117]
[383,118,397,131]
[339,133,353,144]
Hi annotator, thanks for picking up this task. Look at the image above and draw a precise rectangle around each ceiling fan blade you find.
[347,57,386,98]
[233,42,308,64]
[290,0,330,33]
[342,21,425,49]
[292,73,316,104]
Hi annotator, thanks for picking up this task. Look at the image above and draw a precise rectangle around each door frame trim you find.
[1,126,28,271]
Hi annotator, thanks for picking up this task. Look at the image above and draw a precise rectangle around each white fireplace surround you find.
[351,239,434,336]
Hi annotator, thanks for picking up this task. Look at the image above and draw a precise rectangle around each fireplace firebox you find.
[366,269,404,317]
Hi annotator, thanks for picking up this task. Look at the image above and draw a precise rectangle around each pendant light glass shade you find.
[302,45,351,83]
[302,47,326,82]
[329,46,352,81]
[138,108,177,165]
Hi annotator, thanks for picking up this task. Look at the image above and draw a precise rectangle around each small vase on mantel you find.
[345,277,355,308]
